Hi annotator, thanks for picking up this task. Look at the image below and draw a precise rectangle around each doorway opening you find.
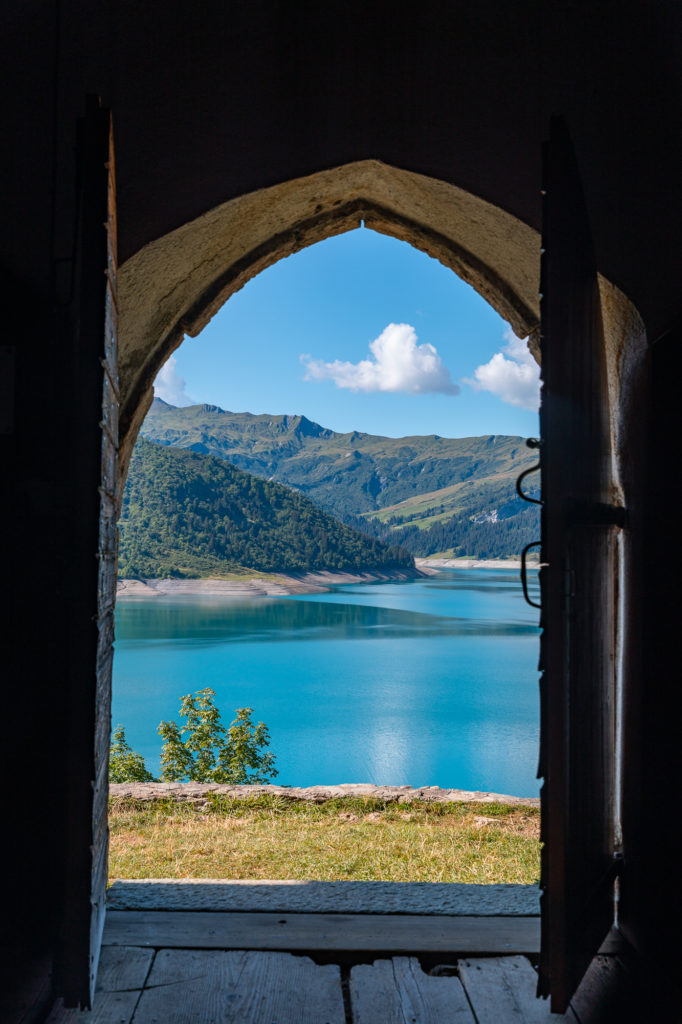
[109,217,543,913]
[59,113,650,1014]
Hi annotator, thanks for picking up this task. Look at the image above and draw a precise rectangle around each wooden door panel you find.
[538,118,619,1011]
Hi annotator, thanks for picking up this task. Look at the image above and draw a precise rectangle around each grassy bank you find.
[109,795,540,884]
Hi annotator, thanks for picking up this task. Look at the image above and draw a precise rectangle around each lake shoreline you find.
[115,560,534,599]
[415,558,524,570]
[116,561,534,599]
[117,567,429,600]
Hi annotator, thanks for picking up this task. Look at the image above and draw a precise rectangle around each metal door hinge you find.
[567,501,628,528]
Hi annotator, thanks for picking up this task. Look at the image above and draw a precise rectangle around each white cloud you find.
[468,329,540,411]
[153,355,195,406]
[301,323,459,395]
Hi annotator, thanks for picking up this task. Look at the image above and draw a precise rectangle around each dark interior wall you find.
[0,4,57,292]
[0,8,77,1016]
[107,0,546,254]
[1,1,680,1014]
[101,1,682,339]
[0,280,66,1021]
[3,2,681,331]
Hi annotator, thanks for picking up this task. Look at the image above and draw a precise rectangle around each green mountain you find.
[118,438,415,579]
[141,400,541,559]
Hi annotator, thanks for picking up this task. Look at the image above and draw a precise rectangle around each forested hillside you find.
[349,506,538,560]
[118,439,414,579]
[352,470,540,558]
[142,400,540,559]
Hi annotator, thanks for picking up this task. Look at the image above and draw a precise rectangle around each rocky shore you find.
[110,781,540,807]
[415,558,526,570]
[116,567,427,599]
[115,560,537,599]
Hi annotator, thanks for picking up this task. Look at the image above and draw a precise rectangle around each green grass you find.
[109,796,540,884]
[362,482,470,524]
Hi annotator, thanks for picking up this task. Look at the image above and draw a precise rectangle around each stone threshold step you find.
[108,878,541,915]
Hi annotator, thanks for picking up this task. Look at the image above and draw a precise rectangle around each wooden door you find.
[60,98,119,1008]
[537,118,622,1012]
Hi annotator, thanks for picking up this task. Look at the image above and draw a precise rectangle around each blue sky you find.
[155,228,540,439]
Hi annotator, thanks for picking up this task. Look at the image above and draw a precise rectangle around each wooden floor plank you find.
[350,957,475,1023]
[45,991,142,1024]
[95,945,155,991]
[104,911,540,956]
[459,956,579,1023]
[45,947,154,1023]
[133,949,345,1024]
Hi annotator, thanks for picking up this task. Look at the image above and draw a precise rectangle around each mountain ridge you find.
[142,399,540,558]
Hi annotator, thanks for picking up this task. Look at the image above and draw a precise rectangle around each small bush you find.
[158,688,277,784]
[109,725,156,783]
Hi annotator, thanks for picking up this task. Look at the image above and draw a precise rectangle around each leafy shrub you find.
[158,688,278,784]
[109,725,156,783]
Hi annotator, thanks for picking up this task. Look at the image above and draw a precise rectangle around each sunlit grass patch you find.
[109,797,540,884]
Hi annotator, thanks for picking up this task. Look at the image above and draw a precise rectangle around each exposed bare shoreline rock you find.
[110,781,539,807]
[115,561,533,599]
[117,568,427,599]
[415,558,528,569]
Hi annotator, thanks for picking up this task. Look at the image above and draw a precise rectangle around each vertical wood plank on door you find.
[538,116,619,1011]
[349,957,475,1023]
[133,949,346,1024]
[458,956,579,1023]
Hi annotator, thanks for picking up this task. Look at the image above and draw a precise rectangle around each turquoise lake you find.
[113,569,541,797]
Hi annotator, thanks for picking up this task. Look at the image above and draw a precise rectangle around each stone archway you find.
[110,154,651,1013]
[118,160,646,498]
[115,157,649,849]
[118,161,543,493]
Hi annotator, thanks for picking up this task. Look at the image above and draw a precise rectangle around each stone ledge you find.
[109,782,540,807]
[107,879,541,916]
